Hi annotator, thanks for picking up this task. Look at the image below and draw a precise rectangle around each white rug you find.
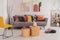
[0,27,60,40]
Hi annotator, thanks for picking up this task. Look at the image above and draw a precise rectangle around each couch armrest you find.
[44,18,48,22]
[44,18,48,25]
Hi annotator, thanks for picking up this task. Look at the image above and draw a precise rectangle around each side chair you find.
[0,16,13,39]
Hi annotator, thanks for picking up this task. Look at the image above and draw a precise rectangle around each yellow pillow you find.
[27,16,32,22]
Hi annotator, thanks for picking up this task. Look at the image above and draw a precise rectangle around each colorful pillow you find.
[23,15,27,22]
[13,15,19,22]
[36,16,44,21]
[27,16,32,22]
[19,16,24,22]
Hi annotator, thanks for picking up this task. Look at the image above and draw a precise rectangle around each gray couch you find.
[11,18,48,29]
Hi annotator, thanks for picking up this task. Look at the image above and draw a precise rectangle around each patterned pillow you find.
[23,15,27,22]
[13,15,19,22]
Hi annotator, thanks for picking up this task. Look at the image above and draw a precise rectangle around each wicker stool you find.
[30,26,40,36]
[21,28,30,37]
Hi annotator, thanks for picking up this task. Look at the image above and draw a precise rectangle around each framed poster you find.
[50,10,60,27]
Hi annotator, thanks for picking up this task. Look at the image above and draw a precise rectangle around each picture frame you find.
[50,10,60,27]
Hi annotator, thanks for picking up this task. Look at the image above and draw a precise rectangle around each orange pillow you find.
[37,16,44,21]
[23,16,27,21]
[27,16,32,22]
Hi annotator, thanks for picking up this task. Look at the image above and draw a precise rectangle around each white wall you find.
[0,0,3,16]
[0,0,8,24]
[7,0,52,17]
[7,0,60,16]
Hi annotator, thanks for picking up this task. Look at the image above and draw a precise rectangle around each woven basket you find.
[30,26,40,36]
[21,28,30,37]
